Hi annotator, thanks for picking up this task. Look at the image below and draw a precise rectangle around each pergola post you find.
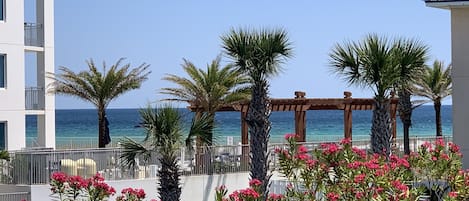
[343,91,353,139]
[240,105,249,170]
[294,91,307,142]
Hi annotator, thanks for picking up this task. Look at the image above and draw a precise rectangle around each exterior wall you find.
[30,172,252,201]
[36,0,55,149]
[451,8,469,169]
[0,0,26,150]
[0,0,55,150]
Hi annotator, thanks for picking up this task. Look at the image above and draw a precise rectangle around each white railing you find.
[0,192,30,201]
[25,87,44,110]
[24,23,43,47]
[0,136,452,185]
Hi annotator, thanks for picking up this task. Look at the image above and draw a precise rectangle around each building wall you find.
[0,0,55,150]
[31,172,252,201]
[451,7,469,169]
[0,0,26,150]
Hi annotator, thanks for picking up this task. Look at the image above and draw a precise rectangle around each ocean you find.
[26,105,452,146]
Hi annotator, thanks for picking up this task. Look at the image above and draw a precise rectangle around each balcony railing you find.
[24,23,43,47]
[25,87,44,110]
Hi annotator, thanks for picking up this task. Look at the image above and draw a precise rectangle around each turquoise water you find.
[26,105,452,146]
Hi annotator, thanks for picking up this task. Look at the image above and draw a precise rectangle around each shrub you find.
[215,134,469,201]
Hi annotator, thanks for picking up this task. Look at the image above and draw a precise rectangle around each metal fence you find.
[25,87,44,110]
[0,192,30,201]
[24,23,43,47]
[0,136,452,185]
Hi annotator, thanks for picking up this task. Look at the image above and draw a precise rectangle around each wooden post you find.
[294,91,307,142]
[343,91,353,139]
[241,105,249,170]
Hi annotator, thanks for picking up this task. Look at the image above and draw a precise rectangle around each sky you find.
[47,1,451,109]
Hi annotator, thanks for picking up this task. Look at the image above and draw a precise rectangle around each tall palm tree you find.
[49,58,150,148]
[120,106,184,201]
[329,34,400,157]
[161,56,250,146]
[221,28,293,199]
[393,38,429,154]
[414,60,452,137]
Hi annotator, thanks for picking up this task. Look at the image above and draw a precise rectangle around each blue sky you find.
[49,1,451,109]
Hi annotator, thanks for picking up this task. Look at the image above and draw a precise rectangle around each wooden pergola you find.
[187,91,399,145]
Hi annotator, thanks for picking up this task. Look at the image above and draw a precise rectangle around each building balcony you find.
[25,87,44,110]
[425,0,469,9]
[24,23,43,47]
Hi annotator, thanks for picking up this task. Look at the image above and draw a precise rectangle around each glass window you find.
[0,122,5,150]
[0,0,3,21]
[0,54,4,88]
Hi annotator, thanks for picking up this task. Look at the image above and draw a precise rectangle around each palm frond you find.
[185,112,215,150]
[119,137,151,169]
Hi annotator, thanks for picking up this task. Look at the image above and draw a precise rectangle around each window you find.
[0,122,5,150]
[0,0,3,21]
[0,54,4,88]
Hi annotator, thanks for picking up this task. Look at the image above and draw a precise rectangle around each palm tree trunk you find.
[398,90,412,154]
[247,78,271,200]
[158,153,182,201]
[434,98,442,137]
[371,98,393,157]
[98,106,106,148]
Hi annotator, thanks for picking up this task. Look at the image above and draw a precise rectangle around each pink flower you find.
[340,138,351,145]
[354,174,365,183]
[347,161,362,169]
[321,143,340,155]
[239,188,260,198]
[449,142,460,153]
[355,191,364,199]
[449,191,458,198]
[268,193,284,200]
[284,133,297,140]
[326,192,339,201]
[68,175,87,189]
[216,185,226,191]
[249,179,262,187]
[51,172,68,183]
[297,145,308,154]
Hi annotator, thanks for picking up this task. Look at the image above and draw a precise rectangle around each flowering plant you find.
[50,172,115,201]
[215,134,469,201]
[277,134,416,200]
[116,188,146,201]
[215,179,286,201]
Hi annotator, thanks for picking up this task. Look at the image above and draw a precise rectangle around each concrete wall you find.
[451,8,469,169]
[0,0,26,150]
[30,172,252,201]
[0,0,55,151]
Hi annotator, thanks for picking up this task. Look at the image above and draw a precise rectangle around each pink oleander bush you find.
[50,172,155,201]
[50,172,115,201]
[215,134,469,201]
[116,188,146,201]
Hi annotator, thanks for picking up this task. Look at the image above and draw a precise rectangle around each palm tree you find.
[414,60,452,137]
[161,56,250,146]
[221,28,293,199]
[49,58,150,148]
[329,34,400,157]
[120,105,213,201]
[120,106,182,201]
[393,38,429,154]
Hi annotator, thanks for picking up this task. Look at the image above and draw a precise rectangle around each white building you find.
[0,0,55,150]
[426,0,469,168]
